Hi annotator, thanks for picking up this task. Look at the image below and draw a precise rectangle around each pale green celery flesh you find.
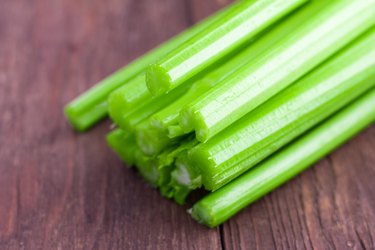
[182,0,375,142]
[167,125,185,138]
[172,157,202,190]
[64,0,239,131]
[135,147,176,190]
[133,150,159,187]
[161,139,200,204]
[106,129,138,166]
[135,121,182,156]
[146,0,307,96]
[107,75,147,127]
[151,79,216,134]
[132,134,197,194]
[191,88,375,228]
[119,83,191,132]
[189,28,375,190]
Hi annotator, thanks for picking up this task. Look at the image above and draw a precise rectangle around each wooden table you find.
[1,0,374,249]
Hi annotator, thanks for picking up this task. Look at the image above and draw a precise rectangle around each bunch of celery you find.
[65,0,375,227]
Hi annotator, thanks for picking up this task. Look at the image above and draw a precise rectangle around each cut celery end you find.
[172,154,202,190]
[146,64,172,96]
[111,80,193,133]
[133,150,161,187]
[167,125,185,138]
[64,102,108,132]
[106,129,137,166]
[146,0,308,96]
[179,108,195,133]
[107,75,149,129]
[190,201,216,228]
[135,122,177,156]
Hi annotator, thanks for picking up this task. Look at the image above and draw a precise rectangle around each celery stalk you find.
[106,129,137,166]
[146,0,307,96]
[135,121,183,156]
[150,0,331,135]
[181,0,375,142]
[64,0,241,131]
[189,28,375,190]
[111,83,191,132]
[191,88,375,228]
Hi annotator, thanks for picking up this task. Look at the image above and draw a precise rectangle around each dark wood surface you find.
[0,0,374,249]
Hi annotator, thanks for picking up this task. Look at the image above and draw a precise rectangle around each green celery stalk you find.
[106,129,137,166]
[161,139,200,204]
[188,27,375,190]
[111,83,191,132]
[180,0,375,142]
[64,0,241,131]
[168,151,202,204]
[133,150,160,187]
[108,34,257,132]
[135,121,183,156]
[130,134,196,191]
[146,0,307,96]
[191,88,375,228]
[107,75,147,128]
[167,125,185,139]
[150,0,331,136]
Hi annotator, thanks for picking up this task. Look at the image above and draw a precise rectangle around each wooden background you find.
[1,0,375,249]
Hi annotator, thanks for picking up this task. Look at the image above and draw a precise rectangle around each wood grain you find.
[0,0,374,249]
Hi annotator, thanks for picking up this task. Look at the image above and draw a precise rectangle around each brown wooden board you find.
[0,0,374,249]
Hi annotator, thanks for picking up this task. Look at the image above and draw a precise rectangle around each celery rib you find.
[188,27,375,190]
[181,0,375,142]
[191,88,375,228]
[64,0,240,131]
[150,0,331,139]
[146,0,307,96]
[106,129,137,166]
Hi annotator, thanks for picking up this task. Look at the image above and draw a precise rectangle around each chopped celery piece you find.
[106,129,137,166]
[181,0,375,142]
[172,158,202,190]
[113,83,191,132]
[146,0,307,96]
[135,121,182,156]
[161,139,200,204]
[191,88,375,227]
[189,28,375,190]
[107,75,147,127]
[132,135,197,194]
[134,150,159,187]
[167,125,185,139]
